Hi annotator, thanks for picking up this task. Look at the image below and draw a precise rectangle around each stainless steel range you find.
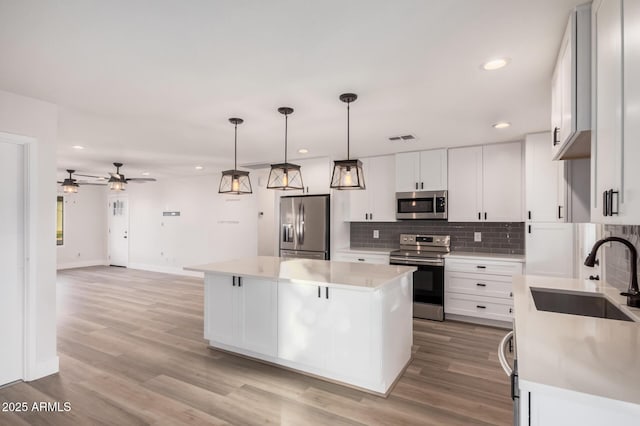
[389,234,450,321]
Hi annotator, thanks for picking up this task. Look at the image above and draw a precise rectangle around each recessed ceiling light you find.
[141,172,150,176]
[195,165,204,170]
[298,148,309,154]
[72,145,85,150]
[482,58,510,71]
[493,121,511,129]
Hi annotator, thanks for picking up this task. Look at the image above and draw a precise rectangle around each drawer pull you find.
[358,258,365,262]
[509,292,513,297]
[509,307,513,314]
[476,265,486,269]
[476,305,486,309]
[476,283,486,287]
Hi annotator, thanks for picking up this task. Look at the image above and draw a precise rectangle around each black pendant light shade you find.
[267,107,304,190]
[61,169,79,193]
[330,93,365,190]
[219,118,252,195]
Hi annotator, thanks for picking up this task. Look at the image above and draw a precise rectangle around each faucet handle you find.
[620,291,640,299]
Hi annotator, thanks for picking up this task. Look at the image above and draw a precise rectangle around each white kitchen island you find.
[185,256,415,395]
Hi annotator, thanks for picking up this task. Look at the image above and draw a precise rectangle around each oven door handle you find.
[390,258,444,266]
[498,331,514,376]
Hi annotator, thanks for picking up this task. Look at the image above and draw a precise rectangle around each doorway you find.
[108,195,129,267]
[0,140,25,386]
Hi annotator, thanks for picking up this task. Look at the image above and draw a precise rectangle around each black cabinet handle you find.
[478,212,481,220]
[528,211,531,220]
[325,287,329,299]
[370,212,373,220]
[317,286,321,298]
[358,258,365,262]
[509,307,513,314]
[238,276,242,287]
[558,205,563,219]
[415,182,418,190]
[365,213,368,220]
[476,305,486,309]
[603,190,610,217]
[477,265,486,269]
[232,276,236,286]
[553,126,560,146]
[421,182,424,189]
[484,212,487,220]
[610,189,619,215]
[476,283,486,287]
[528,225,532,234]
[589,275,600,281]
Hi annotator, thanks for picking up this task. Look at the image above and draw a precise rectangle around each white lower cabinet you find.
[332,250,390,265]
[445,257,523,325]
[205,274,277,357]
[278,281,373,383]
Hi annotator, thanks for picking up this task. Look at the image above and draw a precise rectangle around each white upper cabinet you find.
[526,133,564,222]
[448,143,523,222]
[293,157,331,195]
[550,3,592,160]
[448,146,483,222]
[591,0,640,224]
[395,149,447,192]
[346,155,396,222]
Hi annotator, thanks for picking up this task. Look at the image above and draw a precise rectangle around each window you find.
[56,196,64,246]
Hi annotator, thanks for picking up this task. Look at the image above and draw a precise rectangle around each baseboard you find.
[57,259,108,270]
[128,263,204,278]
[27,356,59,381]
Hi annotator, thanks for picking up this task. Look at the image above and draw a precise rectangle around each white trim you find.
[27,356,59,381]
[128,263,204,278]
[57,259,109,270]
[0,131,45,382]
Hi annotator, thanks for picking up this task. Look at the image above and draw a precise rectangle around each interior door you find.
[0,141,24,386]
[108,196,129,267]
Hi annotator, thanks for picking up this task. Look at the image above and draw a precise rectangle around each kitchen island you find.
[185,256,415,395]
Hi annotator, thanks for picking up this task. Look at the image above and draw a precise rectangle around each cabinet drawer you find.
[445,258,523,276]
[445,293,514,322]
[333,252,389,265]
[446,272,514,300]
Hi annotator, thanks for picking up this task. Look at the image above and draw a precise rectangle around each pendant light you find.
[219,118,252,195]
[267,107,304,190]
[61,169,79,193]
[330,93,365,190]
[108,162,127,191]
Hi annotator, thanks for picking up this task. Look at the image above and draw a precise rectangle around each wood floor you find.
[0,267,513,425]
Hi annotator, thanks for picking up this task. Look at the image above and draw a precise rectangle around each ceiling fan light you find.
[330,159,365,190]
[219,169,252,194]
[266,163,304,190]
[109,179,126,191]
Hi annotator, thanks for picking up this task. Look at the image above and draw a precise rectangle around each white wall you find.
[56,185,108,269]
[126,173,258,275]
[256,168,278,256]
[0,89,58,379]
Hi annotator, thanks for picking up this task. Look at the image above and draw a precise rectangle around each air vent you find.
[388,134,417,141]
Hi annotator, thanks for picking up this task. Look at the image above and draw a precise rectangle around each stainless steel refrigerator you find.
[279,194,330,260]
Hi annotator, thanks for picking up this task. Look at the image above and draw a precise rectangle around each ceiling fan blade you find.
[109,172,123,179]
[78,182,108,186]
[126,178,157,182]
[57,181,63,184]
[74,173,106,179]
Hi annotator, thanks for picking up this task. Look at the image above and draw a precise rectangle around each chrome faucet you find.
[584,237,640,308]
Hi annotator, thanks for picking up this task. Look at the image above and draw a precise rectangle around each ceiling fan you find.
[74,162,157,191]
[58,169,108,193]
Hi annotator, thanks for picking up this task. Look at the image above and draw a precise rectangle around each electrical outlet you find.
[373,230,380,239]
[474,232,482,242]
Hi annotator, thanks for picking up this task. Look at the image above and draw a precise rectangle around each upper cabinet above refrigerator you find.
[550,3,592,161]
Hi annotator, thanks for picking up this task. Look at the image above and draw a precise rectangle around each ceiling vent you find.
[388,134,417,141]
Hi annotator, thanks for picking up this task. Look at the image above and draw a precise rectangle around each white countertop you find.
[185,256,415,290]
[445,251,525,263]
[514,274,640,405]
[335,247,396,255]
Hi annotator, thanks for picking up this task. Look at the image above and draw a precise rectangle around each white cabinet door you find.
[347,157,371,222]
[292,158,331,195]
[526,223,576,278]
[207,275,237,346]
[483,142,523,222]
[551,62,563,158]
[448,146,483,222]
[526,133,564,222]
[419,149,447,191]
[325,287,374,382]
[559,32,574,146]
[395,152,420,192]
[593,0,623,222]
[238,277,277,356]
[368,155,396,222]
[622,0,640,222]
[278,282,326,369]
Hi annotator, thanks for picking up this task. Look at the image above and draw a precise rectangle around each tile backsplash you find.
[604,225,640,292]
[350,221,525,254]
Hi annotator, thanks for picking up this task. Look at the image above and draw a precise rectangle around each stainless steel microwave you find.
[396,190,447,220]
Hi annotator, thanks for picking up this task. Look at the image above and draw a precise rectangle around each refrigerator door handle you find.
[300,202,305,244]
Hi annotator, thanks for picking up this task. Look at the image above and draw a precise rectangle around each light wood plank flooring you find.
[0,266,513,425]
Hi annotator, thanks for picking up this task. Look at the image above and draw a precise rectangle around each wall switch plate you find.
[373,230,380,239]
[474,232,482,242]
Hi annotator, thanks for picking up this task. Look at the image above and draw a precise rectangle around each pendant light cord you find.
[234,122,238,170]
[347,101,350,160]
[284,113,288,164]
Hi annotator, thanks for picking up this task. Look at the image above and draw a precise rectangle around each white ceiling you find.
[0,0,584,178]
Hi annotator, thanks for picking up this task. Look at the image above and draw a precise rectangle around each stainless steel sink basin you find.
[530,288,634,322]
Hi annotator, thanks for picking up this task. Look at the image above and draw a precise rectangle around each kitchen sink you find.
[530,288,634,322]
